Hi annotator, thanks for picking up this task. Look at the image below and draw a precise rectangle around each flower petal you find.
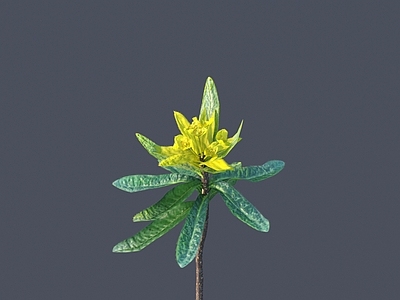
[215,129,228,141]
[159,152,198,168]
[174,111,191,136]
[206,112,217,145]
[160,145,181,157]
[202,158,232,172]
[174,135,191,150]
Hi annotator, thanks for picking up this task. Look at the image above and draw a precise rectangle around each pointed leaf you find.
[212,181,270,232]
[136,132,164,161]
[199,77,220,136]
[217,120,243,158]
[176,194,211,268]
[112,173,195,193]
[133,180,200,222]
[252,160,285,182]
[211,160,285,183]
[163,165,200,178]
[112,202,194,253]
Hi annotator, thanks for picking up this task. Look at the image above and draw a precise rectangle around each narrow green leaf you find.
[212,181,270,232]
[135,132,164,161]
[252,160,285,182]
[112,202,194,253]
[133,180,200,222]
[211,160,285,183]
[112,173,195,193]
[199,77,220,136]
[176,194,211,268]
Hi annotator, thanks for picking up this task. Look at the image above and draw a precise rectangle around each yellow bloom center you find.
[158,111,243,174]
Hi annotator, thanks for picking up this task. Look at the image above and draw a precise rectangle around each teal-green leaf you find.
[176,194,211,268]
[133,180,200,222]
[252,160,285,182]
[112,173,196,193]
[210,160,285,183]
[112,202,194,253]
[212,181,270,232]
[230,161,242,169]
[199,77,220,136]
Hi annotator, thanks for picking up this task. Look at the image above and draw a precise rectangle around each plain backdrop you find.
[1,1,399,299]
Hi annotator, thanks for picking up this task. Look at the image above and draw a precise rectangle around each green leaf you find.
[229,161,242,169]
[133,180,200,222]
[176,194,211,268]
[212,181,270,232]
[164,164,200,178]
[211,160,285,183]
[135,133,200,177]
[135,132,164,161]
[112,173,195,193]
[112,202,194,253]
[199,77,220,136]
[216,120,243,158]
[252,160,285,182]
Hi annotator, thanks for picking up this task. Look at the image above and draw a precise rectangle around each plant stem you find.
[195,205,209,300]
[196,170,209,300]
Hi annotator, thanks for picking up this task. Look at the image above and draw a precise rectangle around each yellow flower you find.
[158,111,243,174]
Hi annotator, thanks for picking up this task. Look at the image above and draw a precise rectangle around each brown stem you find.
[196,169,209,300]
[195,203,209,300]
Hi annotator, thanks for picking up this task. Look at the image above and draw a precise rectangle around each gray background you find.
[2,1,399,299]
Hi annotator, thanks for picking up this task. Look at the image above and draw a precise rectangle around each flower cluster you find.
[157,111,243,174]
